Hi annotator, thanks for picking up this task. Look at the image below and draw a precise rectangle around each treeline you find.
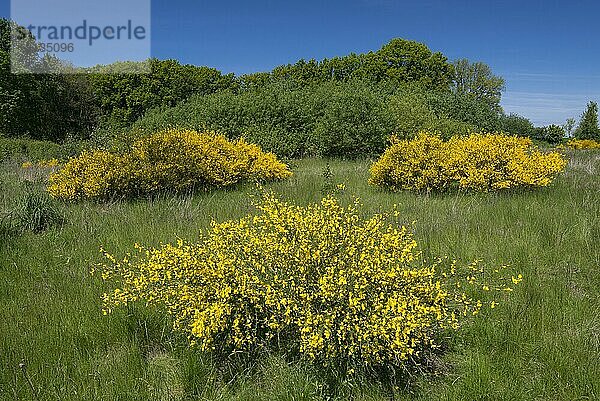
[1,17,598,157]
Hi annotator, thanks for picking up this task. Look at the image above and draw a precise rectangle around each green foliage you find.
[241,38,454,90]
[535,124,565,144]
[133,80,501,158]
[1,19,237,140]
[425,90,501,132]
[499,113,535,137]
[452,59,505,111]
[574,101,600,141]
[308,83,395,156]
[133,80,394,158]
[89,59,238,127]
[388,88,480,139]
[0,19,99,141]
[0,137,63,162]
[10,185,63,233]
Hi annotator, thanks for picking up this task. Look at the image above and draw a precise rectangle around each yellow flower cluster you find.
[47,130,292,200]
[22,158,61,169]
[565,138,600,150]
[97,193,518,372]
[370,133,567,192]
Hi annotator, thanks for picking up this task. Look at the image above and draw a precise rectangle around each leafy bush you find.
[498,113,535,137]
[370,133,567,192]
[0,137,63,162]
[97,193,518,376]
[132,80,394,158]
[531,124,565,144]
[47,130,292,201]
[309,84,394,156]
[133,81,497,158]
[387,90,477,139]
[89,59,238,127]
[565,138,600,150]
[424,90,501,133]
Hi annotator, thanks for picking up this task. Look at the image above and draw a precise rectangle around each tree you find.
[452,59,505,111]
[574,101,600,141]
[0,18,98,140]
[499,113,535,137]
[563,118,576,138]
[240,39,455,91]
[539,124,565,144]
[359,39,454,89]
[89,58,238,126]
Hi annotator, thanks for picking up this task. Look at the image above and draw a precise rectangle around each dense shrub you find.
[388,90,477,139]
[0,137,63,162]
[48,130,292,201]
[132,81,395,158]
[89,59,238,127]
[133,81,496,158]
[370,133,567,192]
[531,124,565,144]
[308,85,394,156]
[565,138,600,150]
[498,113,536,137]
[97,193,518,375]
[424,90,501,133]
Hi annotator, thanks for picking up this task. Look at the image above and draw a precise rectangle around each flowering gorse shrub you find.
[22,158,61,169]
[370,133,567,192]
[565,138,600,150]
[96,193,520,374]
[48,130,292,200]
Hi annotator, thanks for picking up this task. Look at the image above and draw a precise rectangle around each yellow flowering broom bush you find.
[370,133,567,192]
[97,193,519,375]
[565,138,600,150]
[48,130,292,200]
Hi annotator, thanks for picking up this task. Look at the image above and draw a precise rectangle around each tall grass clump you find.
[47,129,292,201]
[11,186,63,233]
[97,193,519,382]
[370,133,567,192]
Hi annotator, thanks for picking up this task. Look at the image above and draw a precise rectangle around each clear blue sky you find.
[2,0,599,126]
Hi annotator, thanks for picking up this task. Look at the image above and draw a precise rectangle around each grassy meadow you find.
[1,151,599,400]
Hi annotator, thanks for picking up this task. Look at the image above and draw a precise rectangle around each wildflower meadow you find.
[1,22,599,401]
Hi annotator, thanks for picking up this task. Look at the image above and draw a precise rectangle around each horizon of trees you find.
[1,17,597,145]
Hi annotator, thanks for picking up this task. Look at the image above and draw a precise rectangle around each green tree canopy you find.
[242,38,454,90]
[452,59,505,111]
[574,101,600,141]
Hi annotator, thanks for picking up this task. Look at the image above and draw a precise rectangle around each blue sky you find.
[2,0,599,126]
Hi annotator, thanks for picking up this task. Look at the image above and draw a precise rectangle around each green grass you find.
[1,151,599,400]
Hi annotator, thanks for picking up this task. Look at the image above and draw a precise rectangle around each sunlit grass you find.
[0,151,599,400]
